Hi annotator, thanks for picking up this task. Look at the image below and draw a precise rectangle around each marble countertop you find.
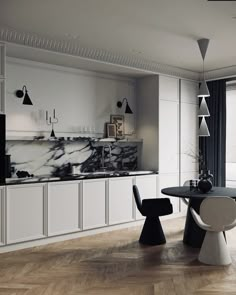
[3,170,158,186]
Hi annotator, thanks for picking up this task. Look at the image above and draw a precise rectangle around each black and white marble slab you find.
[6,137,139,177]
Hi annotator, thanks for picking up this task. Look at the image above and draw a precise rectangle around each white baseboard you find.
[0,212,185,253]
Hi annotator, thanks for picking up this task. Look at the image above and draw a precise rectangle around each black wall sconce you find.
[15,85,33,105]
[117,97,133,114]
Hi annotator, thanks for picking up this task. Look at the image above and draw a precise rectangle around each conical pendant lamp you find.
[199,117,210,137]
[198,97,210,117]
[197,38,210,98]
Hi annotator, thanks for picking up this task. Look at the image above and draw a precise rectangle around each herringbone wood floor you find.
[1,217,236,295]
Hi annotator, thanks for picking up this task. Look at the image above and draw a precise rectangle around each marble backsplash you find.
[6,138,139,177]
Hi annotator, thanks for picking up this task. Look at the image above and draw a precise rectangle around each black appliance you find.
[0,113,6,184]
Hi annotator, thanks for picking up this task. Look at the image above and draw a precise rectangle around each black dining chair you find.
[133,185,173,245]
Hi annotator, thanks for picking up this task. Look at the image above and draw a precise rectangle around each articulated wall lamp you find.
[15,85,33,105]
[117,98,133,114]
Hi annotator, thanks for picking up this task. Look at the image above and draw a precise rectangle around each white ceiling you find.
[1,0,236,73]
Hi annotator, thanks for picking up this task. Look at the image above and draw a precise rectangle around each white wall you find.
[6,58,136,137]
[226,89,236,163]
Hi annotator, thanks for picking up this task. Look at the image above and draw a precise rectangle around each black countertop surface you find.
[1,170,158,186]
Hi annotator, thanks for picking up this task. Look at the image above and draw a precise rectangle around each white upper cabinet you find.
[159,76,179,102]
[48,181,81,236]
[159,99,179,174]
[180,103,198,172]
[180,80,198,105]
[0,43,5,79]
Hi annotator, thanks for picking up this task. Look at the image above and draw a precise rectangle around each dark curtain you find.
[199,79,226,187]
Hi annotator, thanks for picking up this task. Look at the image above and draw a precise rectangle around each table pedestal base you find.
[183,198,206,248]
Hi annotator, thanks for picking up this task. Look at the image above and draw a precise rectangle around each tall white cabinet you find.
[137,75,198,213]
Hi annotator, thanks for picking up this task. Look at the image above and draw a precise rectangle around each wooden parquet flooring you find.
[1,217,236,294]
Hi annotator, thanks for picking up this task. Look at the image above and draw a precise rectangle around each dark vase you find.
[198,169,213,194]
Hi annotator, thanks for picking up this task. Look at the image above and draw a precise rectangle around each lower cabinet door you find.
[159,173,180,213]
[82,179,107,230]
[108,177,134,225]
[135,175,157,220]
[48,182,80,236]
[0,187,5,245]
[6,184,46,244]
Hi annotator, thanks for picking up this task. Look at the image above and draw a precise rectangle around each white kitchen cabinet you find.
[180,102,198,173]
[6,184,46,244]
[0,187,5,245]
[159,99,179,173]
[159,173,180,213]
[48,181,80,236]
[108,177,134,225]
[180,80,198,105]
[82,179,107,230]
[0,43,5,79]
[136,76,159,170]
[159,76,179,102]
[134,175,157,220]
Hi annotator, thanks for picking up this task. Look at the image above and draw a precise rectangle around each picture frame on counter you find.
[110,114,124,139]
[106,123,116,138]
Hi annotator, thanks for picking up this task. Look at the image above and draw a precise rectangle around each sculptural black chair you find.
[133,185,173,245]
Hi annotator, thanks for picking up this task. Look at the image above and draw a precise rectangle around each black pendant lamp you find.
[15,85,33,105]
[117,98,133,114]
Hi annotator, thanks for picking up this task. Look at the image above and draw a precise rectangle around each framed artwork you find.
[106,123,116,138]
[110,115,124,138]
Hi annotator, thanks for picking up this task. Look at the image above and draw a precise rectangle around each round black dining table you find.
[161,186,236,248]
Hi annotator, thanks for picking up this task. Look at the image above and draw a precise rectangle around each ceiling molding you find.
[0,25,199,81]
[204,66,236,81]
[1,26,235,81]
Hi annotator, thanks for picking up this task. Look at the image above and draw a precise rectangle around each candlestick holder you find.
[46,109,58,137]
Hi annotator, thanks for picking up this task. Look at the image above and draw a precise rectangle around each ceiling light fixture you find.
[199,117,210,137]
[198,97,210,117]
[117,98,133,114]
[15,85,33,105]
[197,38,210,97]
[197,38,210,137]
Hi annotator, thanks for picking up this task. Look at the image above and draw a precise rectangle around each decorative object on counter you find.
[15,85,33,105]
[117,97,133,114]
[110,114,124,139]
[46,109,58,138]
[16,170,34,178]
[198,169,213,193]
[106,123,116,138]
[197,38,210,137]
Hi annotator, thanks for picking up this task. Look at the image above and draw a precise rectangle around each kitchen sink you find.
[127,171,154,175]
